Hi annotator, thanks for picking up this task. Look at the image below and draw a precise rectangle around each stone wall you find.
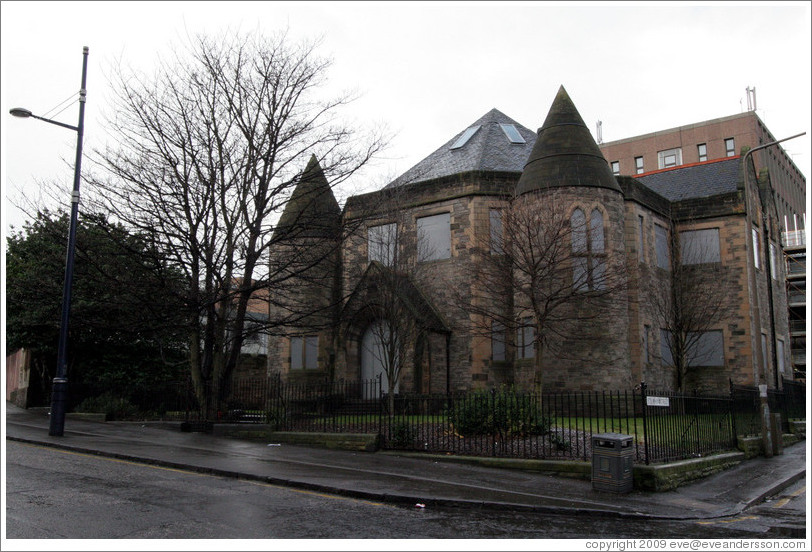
[6,348,30,408]
[517,186,633,392]
[340,174,516,392]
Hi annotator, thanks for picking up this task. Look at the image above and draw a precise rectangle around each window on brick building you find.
[368,222,397,266]
[697,143,707,162]
[659,329,723,367]
[242,313,268,355]
[679,228,720,264]
[611,161,620,175]
[752,226,760,269]
[571,208,606,291]
[761,334,768,375]
[516,318,535,359]
[417,212,451,262]
[655,224,670,269]
[777,338,786,374]
[770,242,778,279]
[725,138,736,157]
[660,329,674,365]
[657,147,682,169]
[291,335,318,370]
[638,215,645,261]
[688,331,724,366]
[635,156,644,174]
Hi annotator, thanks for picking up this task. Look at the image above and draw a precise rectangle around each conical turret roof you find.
[274,155,341,241]
[516,86,620,195]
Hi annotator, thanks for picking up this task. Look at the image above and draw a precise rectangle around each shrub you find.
[446,390,550,437]
[75,392,139,421]
[390,422,414,448]
[549,432,571,451]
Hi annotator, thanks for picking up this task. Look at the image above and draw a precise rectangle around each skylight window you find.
[450,126,481,149]
[499,123,526,144]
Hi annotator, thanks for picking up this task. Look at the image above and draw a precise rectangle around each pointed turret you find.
[274,155,341,241]
[516,86,620,195]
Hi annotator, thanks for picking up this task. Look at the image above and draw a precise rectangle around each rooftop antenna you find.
[746,86,757,112]
[596,120,603,145]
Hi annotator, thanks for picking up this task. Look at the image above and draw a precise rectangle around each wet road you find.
[4,440,805,541]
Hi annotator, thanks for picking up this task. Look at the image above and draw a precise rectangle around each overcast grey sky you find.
[2,0,810,235]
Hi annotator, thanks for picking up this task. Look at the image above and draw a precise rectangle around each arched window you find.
[571,207,607,291]
[590,209,604,253]
[571,209,587,253]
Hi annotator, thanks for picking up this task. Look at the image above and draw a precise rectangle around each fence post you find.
[640,381,650,465]
[759,383,774,458]
[728,379,737,446]
[693,388,701,454]
[377,374,383,439]
[491,388,497,457]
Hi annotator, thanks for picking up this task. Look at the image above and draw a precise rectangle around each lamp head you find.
[9,108,33,118]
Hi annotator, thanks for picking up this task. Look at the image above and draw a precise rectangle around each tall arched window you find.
[589,208,606,289]
[590,209,604,253]
[571,207,607,291]
[571,209,588,290]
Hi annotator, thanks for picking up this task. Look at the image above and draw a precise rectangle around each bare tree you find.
[349,184,447,413]
[650,220,735,392]
[85,30,386,413]
[461,190,627,393]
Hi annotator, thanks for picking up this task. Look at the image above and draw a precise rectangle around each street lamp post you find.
[9,46,89,436]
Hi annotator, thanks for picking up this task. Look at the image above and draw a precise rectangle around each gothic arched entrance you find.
[360,320,399,398]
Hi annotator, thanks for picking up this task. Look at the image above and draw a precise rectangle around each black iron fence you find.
[60,376,805,465]
[640,386,736,463]
[731,376,806,438]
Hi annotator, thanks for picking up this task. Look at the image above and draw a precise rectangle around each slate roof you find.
[636,157,741,202]
[273,155,341,241]
[517,85,621,195]
[386,108,536,188]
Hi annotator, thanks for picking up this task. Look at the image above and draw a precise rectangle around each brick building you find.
[599,109,807,385]
[598,109,806,238]
[266,86,795,394]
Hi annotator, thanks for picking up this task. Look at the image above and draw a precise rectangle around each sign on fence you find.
[646,396,670,407]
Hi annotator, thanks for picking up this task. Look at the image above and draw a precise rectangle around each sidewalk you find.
[4,403,806,520]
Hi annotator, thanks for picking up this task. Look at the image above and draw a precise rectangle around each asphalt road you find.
[4,440,806,542]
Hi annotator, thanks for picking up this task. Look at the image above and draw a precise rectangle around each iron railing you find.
[60,376,804,465]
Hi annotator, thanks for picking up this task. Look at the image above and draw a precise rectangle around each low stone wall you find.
[384,453,592,480]
[394,450,750,492]
[66,412,107,422]
[633,452,745,491]
[208,424,382,452]
[266,431,382,452]
[738,433,803,459]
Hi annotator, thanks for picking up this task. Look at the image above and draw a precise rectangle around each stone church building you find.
[266,86,792,395]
